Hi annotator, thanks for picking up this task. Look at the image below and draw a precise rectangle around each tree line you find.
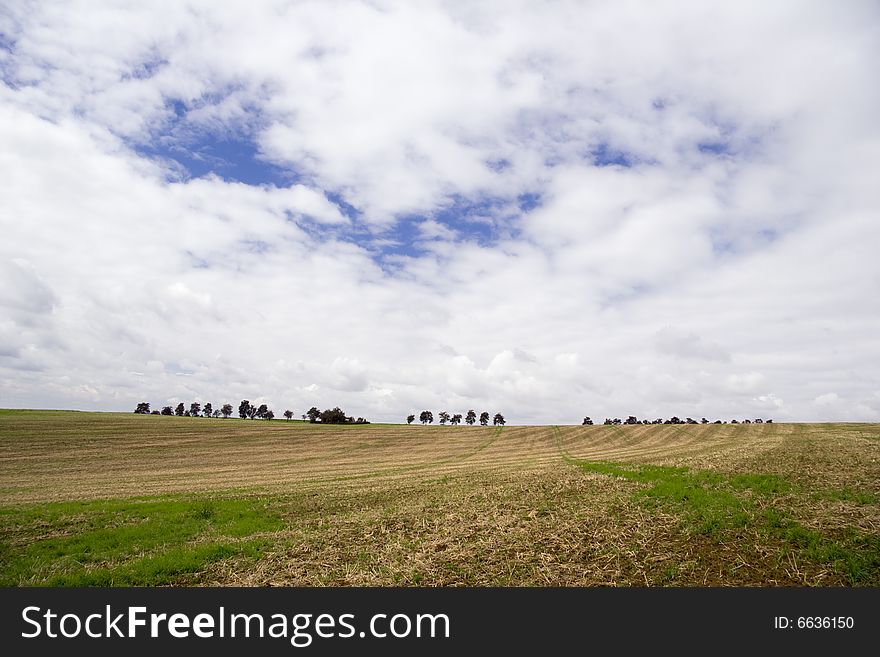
[582,415,773,425]
[134,402,772,427]
[304,406,370,424]
[406,410,505,426]
[133,401,369,424]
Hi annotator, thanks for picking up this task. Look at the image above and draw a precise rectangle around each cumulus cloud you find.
[754,394,785,412]
[725,372,766,393]
[417,219,457,242]
[813,392,840,407]
[655,327,730,362]
[1,1,878,422]
[0,259,57,320]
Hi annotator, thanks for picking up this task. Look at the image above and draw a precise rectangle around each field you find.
[1,409,878,586]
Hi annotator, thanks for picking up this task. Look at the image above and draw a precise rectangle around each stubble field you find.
[1,410,878,586]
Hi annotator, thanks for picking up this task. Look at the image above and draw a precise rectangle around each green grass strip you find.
[0,496,283,586]
[570,458,879,585]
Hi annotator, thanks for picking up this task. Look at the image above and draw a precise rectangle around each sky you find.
[1,0,879,424]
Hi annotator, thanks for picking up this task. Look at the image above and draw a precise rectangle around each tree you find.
[479,412,489,426]
[493,413,505,426]
[582,416,593,425]
[284,410,293,421]
[419,410,433,425]
[213,409,222,418]
[465,410,476,425]
[406,414,415,424]
[264,410,275,421]
[134,402,150,414]
[438,411,450,425]
[175,403,185,416]
[221,404,233,419]
[451,413,462,425]
[307,407,321,423]
[320,407,347,424]
[239,400,251,419]
[246,404,259,420]
[190,402,201,417]
[701,418,709,424]
[203,403,213,418]
[256,404,269,419]
[150,410,160,415]
[161,406,173,416]
[625,416,639,425]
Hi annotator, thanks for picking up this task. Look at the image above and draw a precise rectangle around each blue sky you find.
[133,98,539,260]
[138,134,294,186]
[1,0,879,422]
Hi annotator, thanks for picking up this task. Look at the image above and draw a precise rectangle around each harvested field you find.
[1,410,878,586]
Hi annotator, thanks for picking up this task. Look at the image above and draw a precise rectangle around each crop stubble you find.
[1,411,877,586]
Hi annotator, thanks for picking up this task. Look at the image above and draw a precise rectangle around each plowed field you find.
[1,411,877,586]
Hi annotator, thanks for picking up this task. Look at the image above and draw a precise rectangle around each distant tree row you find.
[237,400,276,420]
[135,401,370,424]
[582,415,773,426]
[407,410,505,426]
[134,401,234,418]
[134,400,300,422]
[304,406,370,424]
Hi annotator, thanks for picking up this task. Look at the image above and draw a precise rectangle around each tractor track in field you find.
[0,413,857,503]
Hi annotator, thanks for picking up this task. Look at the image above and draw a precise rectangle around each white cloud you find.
[0,259,57,319]
[725,372,765,393]
[418,219,457,241]
[655,326,730,362]
[754,394,785,412]
[1,1,878,422]
[813,392,840,407]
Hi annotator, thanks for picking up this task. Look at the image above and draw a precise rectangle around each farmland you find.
[0,409,878,586]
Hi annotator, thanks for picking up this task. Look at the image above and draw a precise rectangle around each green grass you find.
[573,460,788,534]
[761,508,880,585]
[0,496,283,586]
[571,459,880,585]
[813,487,878,505]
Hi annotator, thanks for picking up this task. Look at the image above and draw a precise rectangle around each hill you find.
[0,410,877,586]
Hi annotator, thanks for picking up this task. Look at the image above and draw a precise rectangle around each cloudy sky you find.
[1,1,878,423]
